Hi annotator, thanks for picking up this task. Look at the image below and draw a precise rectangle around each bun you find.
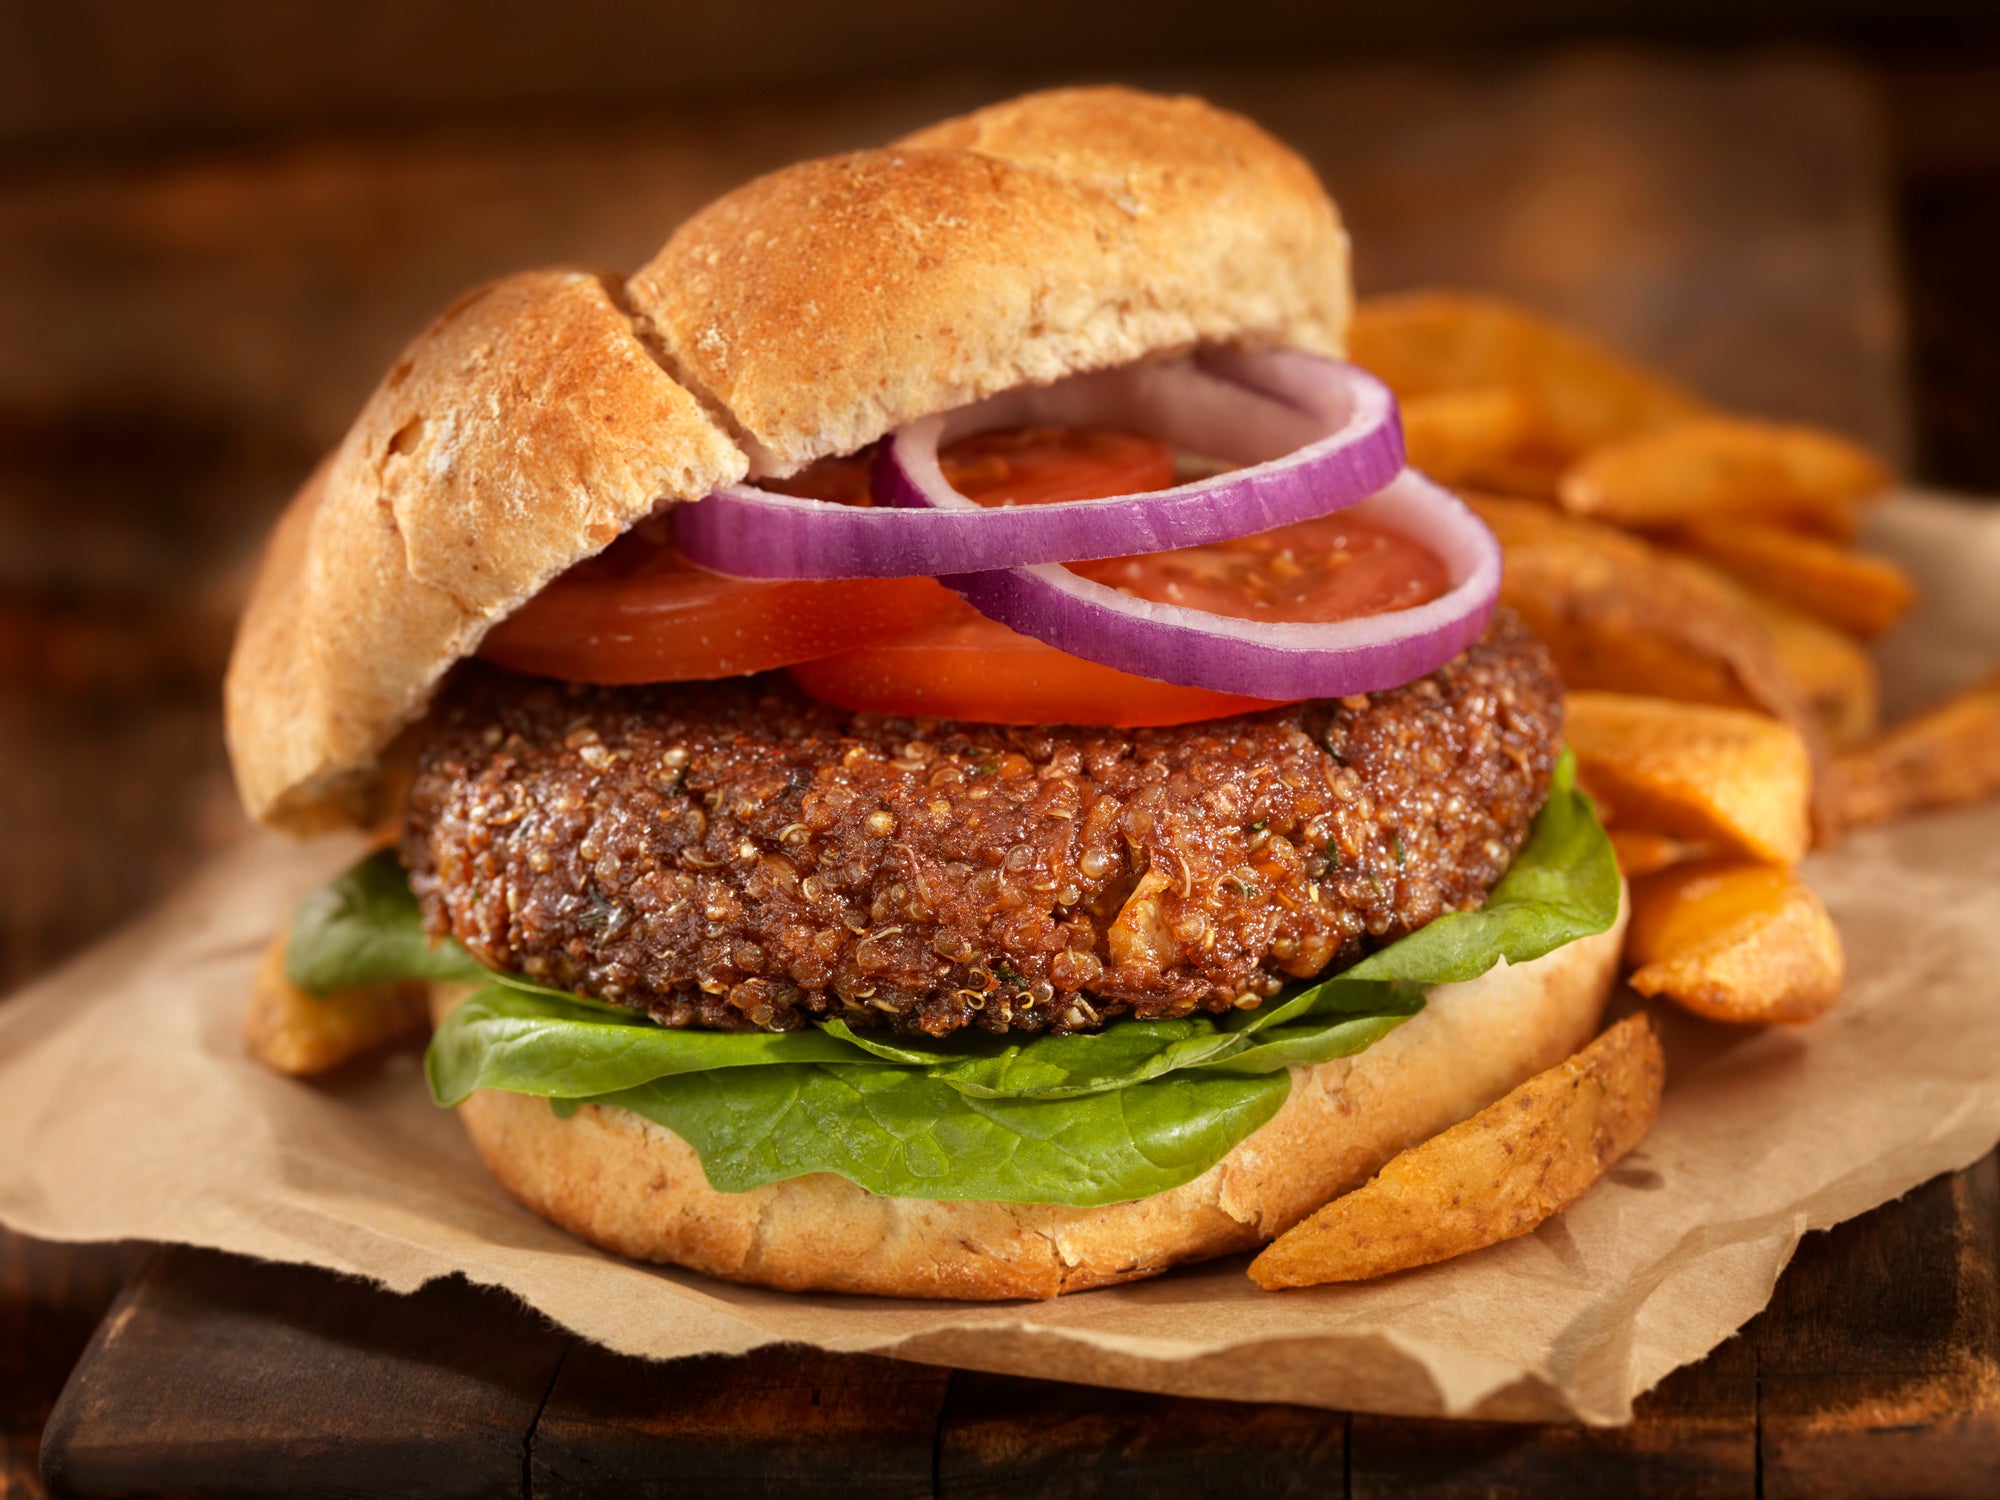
[628,88,1347,475]
[448,900,1625,1300]
[224,87,1350,831]
[224,271,746,830]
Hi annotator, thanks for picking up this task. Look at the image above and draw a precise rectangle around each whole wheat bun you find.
[225,87,1350,831]
[447,899,1626,1300]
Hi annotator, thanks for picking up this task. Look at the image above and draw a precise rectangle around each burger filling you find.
[280,402,1620,1207]
[404,615,1560,1038]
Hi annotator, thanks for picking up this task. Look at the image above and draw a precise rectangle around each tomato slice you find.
[484,423,1447,727]
[787,595,1285,725]
[788,431,1449,724]
[1071,510,1446,621]
[479,516,960,685]
[937,426,1177,506]
[480,429,1176,688]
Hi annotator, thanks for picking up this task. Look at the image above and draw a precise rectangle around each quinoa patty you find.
[404,612,1563,1036]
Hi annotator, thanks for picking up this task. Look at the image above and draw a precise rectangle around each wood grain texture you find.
[1346,1313,1758,1498]
[534,1346,950,1500]
[0,1235,147,1500]
[13,2,1999,157]
[1756,1154,2000,1500]
[937,1371,1346,1498]
[40,1247,570,1500]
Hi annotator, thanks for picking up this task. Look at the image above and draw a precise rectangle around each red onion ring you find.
[672,352,1402,579]
[937,471,1502,701]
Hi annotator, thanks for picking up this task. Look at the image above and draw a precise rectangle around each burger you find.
[227,87,1624,1299]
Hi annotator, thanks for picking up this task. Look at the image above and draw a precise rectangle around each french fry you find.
[1349,292,1705,458]
[1558,416,1888,539]
[1626,860,1843,1024]
[1248,1015,1664,1288]
[244,932,430,1076]
[1567,693,1812,865]
[1670,520,1914,638]
[1397,386,1541,490]
[1735,588,1880,749]
[1827,672,2000,832]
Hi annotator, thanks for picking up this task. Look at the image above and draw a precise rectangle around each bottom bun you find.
[454,897,1626,1300]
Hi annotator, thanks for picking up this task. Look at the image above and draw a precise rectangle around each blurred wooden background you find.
[3,5,2000,1495]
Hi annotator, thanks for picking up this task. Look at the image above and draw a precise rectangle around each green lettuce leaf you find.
[284,849,484,996]
[594,1063,1292,1203]
[425,985,871,1103]
[294,752,1615,1205]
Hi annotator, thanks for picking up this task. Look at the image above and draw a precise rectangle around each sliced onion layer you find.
[938,471,1502,702]
[673,351,1403,579]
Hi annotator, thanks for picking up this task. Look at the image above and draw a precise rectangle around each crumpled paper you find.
[3,492,1997,1426]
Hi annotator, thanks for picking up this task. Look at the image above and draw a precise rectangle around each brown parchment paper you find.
[4,491,1998,1427]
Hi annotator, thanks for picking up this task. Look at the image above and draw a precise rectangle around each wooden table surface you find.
[2,47,1996,1498]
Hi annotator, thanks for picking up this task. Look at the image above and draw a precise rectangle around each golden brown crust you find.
[629,87,1347,476]
[452,897,1625,1300]
[225,89,1350,829]
[225,270,745,829]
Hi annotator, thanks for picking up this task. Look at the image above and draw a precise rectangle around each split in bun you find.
[224,88,1349,833]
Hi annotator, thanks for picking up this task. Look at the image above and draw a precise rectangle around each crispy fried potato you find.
[1827,672,2000,832]
[244,931,430,1076]
[1471,498,1838,838]
[1472,496,1815,719]
[1568,693,1812,864]
[1398,386,1542,490]
[1736,589,1880,749]
[1627,860,1843,1024]
[1248,1015,1664,1288]
[1349,292,1705,458]
[1670,520,1914,638]
[1608,828,1707,878]
[1558,416,1888,539]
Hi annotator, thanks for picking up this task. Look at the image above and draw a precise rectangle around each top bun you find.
[225,87,1352,831]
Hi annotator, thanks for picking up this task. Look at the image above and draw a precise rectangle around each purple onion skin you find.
[935,472,1503,701]
[673,352,1403,579]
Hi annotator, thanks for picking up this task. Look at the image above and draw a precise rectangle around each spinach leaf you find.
[284,849,484,996]
[596,1062,1292,1204]
[426,985,869,1106]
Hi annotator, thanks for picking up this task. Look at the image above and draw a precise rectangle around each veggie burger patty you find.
[405,611,1562,1037]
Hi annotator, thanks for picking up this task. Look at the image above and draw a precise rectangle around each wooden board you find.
[35,1152,1999,1497]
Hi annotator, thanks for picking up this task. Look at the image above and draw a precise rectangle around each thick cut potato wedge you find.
[1626,860,1843,1024]
[1349,292,1705,458]
[1558,416,1888,539]
[1398,386,1542,491]
[1567,693,1813,864]
[1249,1015,1664,1288]
[1828,672,2000,833]
[1670,520,1914,638]
[1472,496,1817,721]
[1608,828,1707,879]
[1736,589,1879,749]
[244,931,430,1076]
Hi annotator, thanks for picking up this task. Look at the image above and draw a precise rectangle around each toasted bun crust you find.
[225,271,746,829]
[224,88,1350,830]
[628,89,1347,476]
[451,900,1625,1300]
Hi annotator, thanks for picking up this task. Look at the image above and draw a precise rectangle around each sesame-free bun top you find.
[224,87,1351,831]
